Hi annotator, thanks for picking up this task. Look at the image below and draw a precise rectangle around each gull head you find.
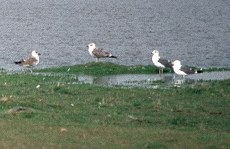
[172,60,182,68]
[87,43,96,49]
[152,50,159,55]
[31,50,41,60]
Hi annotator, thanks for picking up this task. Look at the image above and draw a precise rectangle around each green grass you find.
[0,66,230,148]
[36,62,230,76]
[36,62,172,75]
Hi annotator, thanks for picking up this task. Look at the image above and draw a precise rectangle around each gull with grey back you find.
[172,60,203,77]
[151,50,172,76]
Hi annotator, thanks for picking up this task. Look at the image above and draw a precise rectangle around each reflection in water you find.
[32,71,230,88]
[76,71,230,88]
[77,74,187,88]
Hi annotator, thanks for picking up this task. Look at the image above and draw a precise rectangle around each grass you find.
[0,63,230,148]
[36,62,230,76]
[36,62,172,75]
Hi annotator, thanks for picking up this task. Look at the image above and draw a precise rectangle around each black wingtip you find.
[14,61,21,64]
[14,60,24,64]
[110,56,117,58]
[197,68,203,73]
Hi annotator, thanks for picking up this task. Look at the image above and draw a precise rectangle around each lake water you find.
[0,0,230,71]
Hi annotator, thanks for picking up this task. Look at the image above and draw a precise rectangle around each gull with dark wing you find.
[152,50,172,76]
[172,60,202,77]
[87,43,117,62]
[14,50,41,72]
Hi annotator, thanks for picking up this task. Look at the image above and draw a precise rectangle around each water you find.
[29,70,230,88]
[187,71,230,81]
[77,74,171,88]
[76,71,230,88]
[0,0,230,71]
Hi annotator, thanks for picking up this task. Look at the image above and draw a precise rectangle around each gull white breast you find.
[151,50,172,76]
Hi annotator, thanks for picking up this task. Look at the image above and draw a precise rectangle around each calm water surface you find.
[0,0,230,71]
[76,71,230,88]
[34,71,230,88]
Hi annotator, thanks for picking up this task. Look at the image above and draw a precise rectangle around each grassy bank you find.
[37,62,230,76]
[0,65,230,148]
[37,62,171,75]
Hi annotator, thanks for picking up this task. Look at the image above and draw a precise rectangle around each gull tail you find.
[196,68,203,74]
[109,55,117,58]
[14,59,25,65]
[108,53,117,58]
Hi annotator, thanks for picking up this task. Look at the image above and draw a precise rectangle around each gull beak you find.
[38,53,41,55]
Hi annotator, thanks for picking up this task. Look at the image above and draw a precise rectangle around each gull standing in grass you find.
[87,43,117,62]
[151,50,172,76]
[14,50,41,72]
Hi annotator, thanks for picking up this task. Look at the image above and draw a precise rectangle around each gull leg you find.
[96,58,99,62]
[161,68,163,76]
[181,75,185,84]
[182,76,185,84]
[172,74,176,84]
[172,74,176,83]
[159,68,163,77]
[21,68,25,74]
[23,67,29,73]
[30,68,33,73]
[182,75,185,80]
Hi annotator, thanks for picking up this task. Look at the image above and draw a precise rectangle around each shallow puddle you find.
[33,71,230,88]
[76,71,230,88]
[186,71,230,81]
[77,74,171,88]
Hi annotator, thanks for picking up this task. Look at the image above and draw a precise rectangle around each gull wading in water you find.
[14,50,41,72]
[87,43,117,62]
[151,50,172,76]
[172,60,202,78]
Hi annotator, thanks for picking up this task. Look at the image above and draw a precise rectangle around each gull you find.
[87,43,117,62]
[151,50,172,76]
[172,60,202,78]
[14,50,41,72]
